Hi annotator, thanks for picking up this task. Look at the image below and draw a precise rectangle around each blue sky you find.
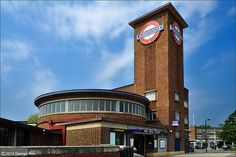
[1,1,235,127]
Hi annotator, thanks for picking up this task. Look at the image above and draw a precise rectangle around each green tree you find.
[217,110,236,143]
[27,113,39,124]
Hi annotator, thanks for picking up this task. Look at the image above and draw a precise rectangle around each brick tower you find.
[116,3,189,152]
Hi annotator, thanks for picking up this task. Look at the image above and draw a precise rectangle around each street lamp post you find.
[205,119,211,152]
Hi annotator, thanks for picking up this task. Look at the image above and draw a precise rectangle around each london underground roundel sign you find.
[136,21,164,45]
[170,21,182,46]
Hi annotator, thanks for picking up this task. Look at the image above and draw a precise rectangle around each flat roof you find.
[0,117,44,132]
[129,2,188,28]
[34,89,150,107]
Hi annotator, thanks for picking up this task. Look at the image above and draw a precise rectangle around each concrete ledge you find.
[0,145,120,156]
[146,151,185,157]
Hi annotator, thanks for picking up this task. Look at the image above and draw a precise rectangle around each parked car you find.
[222,145,231,150]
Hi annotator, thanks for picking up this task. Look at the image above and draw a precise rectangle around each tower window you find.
[175,112,180,120]
[184,117,188,125]
[184,100,188,108]
[175,92,180,102]
[147,111,157,121]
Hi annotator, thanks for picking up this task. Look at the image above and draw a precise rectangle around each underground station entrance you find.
[128,129,167,155]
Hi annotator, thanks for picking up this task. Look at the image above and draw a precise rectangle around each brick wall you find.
[66,127,101,145]
[115,84,135,93]
[37,112,146,129]
[0,146,120,157]
[189,127,196,141]
[31,131,62,146]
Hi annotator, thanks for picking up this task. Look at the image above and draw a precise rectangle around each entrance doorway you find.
[134,134,144,155]
[174,138,180,151]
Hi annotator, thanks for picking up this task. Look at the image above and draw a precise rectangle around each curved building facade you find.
[35,89,149,128]
[35,89,167,155]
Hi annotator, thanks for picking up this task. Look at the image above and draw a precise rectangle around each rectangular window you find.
[129,103,132,113]
[135,104,138,114]
[56,103,60,112]
[175,92,180,102]
[116,101,120,112]
[110,132,115,145]
[93,100,99,111]
[51,103,54,113]
[184,100,188,108]
[175,112,180,120]
[48,104,51,114]
[142,106,146,116]
[87,100,92,111]
[43,105,46,115]
[125,102,128,113]
[145,91,156,101]
[120,101,124,112]
[99,100,105,111]
[45,105,47,115]
[51,103,55,113]
[106,100,111,111]
[111,101,116,111]
[115,132,124,145]
[68,101,72,112]
[75,101,80,111]
[109,132,125,145]
[132,103,135,114]
[138,105,141,115]
[60,102,65,112]
[80,100,86,111]
[184,117,188,125]
[39,107,42,116]
[147,111,156,120]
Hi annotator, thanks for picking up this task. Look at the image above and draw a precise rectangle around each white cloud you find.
[35,1,219,85]
[31,69,58,97]
[2,1,219,56]
[1,40,32,80]
[39,1,166,40]
[184,18,219,57]
[1,40,32,60]
[174,1,217,19]
[94,38,134,88]
[1,2,220,89]
[1,39,58,96]
[1,1,30,13]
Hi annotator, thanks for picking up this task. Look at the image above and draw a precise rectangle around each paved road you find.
[172,152,236,157]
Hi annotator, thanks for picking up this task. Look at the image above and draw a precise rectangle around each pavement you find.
[169,149,236,157]
[173,153,235,157]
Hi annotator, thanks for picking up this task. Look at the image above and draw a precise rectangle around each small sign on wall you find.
[172,120,180,126]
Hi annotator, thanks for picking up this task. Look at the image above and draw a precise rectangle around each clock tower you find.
[116,2,189,152]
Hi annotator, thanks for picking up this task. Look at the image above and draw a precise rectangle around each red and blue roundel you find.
[137,21,164,45]
[171,22,182,46]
